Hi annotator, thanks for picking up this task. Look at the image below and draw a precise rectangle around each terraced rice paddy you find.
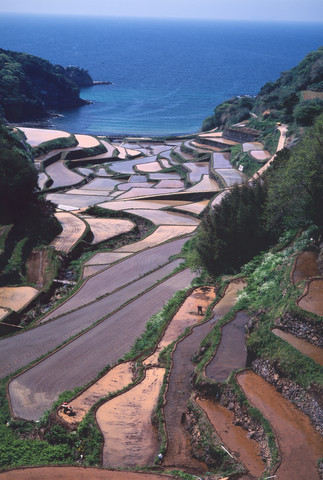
[298,278,323,316]
[0,286,39,311]
[238,371,323,480]
[47,192,111,209]
[196,398,265,478]
[84,217,135,244]
[18,127,70,146]
[214,168,245,186]
[124,209,200,226]
[187,174,220,192]
[272,328,323,365]
[5,125,319,479]
[115,225,196,252]
[50,212,87,252]
[45,159,84,188]
[75,134,100,148]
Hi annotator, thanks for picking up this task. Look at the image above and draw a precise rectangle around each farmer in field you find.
[60,402,74,415]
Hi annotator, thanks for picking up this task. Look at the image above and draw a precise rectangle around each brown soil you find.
[8,268,195,421]
[0,467,174,480]
[144,286,216,367]
[237,371,323,480]
[58,362,133,425]
[196,398,265,478]
[298,278,323,316]
[292,251,319,284]
[85,218,134,244]
[84,252,130,266]
[0,286,39,311]
[97,368,165,467]
[175,200,209,215]
[50,212,86,253]
[162,317,213,473]
[26,249,51,288]
[123,209,200,226]
[136,161,163,172]
[272,328,323,365]
[46,159,83,188]
[115,225,196,253]
[205,311,249,382]
[213,280,246,317]
[162,280,244,472]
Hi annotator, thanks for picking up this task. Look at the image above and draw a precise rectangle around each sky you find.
[0,0,323,23]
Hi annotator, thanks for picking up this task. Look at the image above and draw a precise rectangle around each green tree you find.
[265,113,323,232]
[191,180,271,277]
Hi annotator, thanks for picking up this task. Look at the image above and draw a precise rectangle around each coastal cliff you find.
[0,49,92,122]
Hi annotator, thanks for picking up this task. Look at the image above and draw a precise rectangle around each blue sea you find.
[0,14,322,136]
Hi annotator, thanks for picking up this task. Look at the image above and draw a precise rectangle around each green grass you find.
[32,135,78,158]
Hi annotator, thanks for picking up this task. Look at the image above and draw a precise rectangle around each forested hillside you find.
[0,119,61,285]
[202,47,323,130]
[0,49,90,121]
[189,114,323,278]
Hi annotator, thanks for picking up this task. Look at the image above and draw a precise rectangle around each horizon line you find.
[1,11,323,24]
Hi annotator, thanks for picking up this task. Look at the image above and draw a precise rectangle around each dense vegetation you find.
[202,47,323,130]
[0,119,61,284]
[189,113,323,278]
[0,49,89,121]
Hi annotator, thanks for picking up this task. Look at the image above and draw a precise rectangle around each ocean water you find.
[0,14,322,136]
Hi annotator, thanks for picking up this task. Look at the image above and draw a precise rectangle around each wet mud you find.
[144,286,216,367]
[292,251,319,284]
[205,311,249,382]
[96,368,165,467]
[0,467,174,480]
[237,370,323,480]
[163,318,216,472]
[58,362,133,425]
[163,280,245,471]
[298,278,323,316]
[196,398,265,478]
[272,328,323,365]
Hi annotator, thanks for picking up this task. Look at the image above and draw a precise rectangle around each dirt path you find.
[205,311,249,382]
[97,368,165,467]
[9,269,195,420]
[196,398,265,478]
[0,467,175,480]
[252,125,287,179]
[237,370,323,480]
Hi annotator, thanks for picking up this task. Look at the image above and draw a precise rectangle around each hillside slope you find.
[202,47,323,130]
[0,49,91,121]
